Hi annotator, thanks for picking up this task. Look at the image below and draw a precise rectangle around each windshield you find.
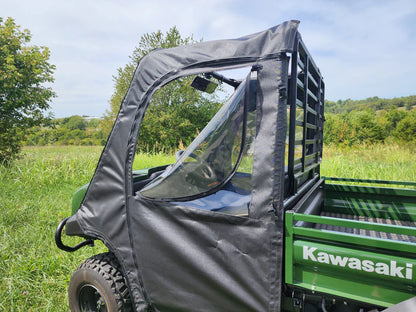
[140,80,248,200]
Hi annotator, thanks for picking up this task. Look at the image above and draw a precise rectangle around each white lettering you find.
[375,262,389,276]
[301,245,413,281]
[406,263,413,280]
[390,261,404,278]
[317,252,329,264]
[348,258,361,270]
[303,246,317,261]
[329,254,348,267]
[362,260,374,273]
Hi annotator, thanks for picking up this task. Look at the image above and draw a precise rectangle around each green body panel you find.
[71,183,90,215]
[285,178,416,308]
[71,169,150,215]
[292,240,415,307]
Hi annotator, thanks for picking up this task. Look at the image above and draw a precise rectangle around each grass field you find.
[0,144,415,311]
[321,143,416,182]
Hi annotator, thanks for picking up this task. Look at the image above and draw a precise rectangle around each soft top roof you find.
[135,20,299,89]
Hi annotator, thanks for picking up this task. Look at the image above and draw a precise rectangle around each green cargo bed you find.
[285,177,416,308]
[318,212,416,243]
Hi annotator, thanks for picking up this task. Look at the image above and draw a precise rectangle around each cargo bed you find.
[285,177,416,308]
[318,212,416,243]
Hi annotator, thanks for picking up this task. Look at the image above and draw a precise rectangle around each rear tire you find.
[68,252,132,312]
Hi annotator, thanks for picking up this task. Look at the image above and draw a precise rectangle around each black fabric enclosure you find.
[70,20,300,311]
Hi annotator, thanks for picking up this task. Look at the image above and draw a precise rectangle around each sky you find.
[2,0,416,118]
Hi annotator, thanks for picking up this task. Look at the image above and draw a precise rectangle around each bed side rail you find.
[285,210,416,308]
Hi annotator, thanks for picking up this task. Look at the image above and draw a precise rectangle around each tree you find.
[394,111,416,143]
[348,110,386,144]
[0,17,55,163]
[63,115,87,131]
[323,113,351,145]
[105,26,195,124]
[137,76,222,152]
[384,109,406,133]
[102,26,222,152]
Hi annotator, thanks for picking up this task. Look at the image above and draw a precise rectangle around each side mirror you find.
[191,76,218,94]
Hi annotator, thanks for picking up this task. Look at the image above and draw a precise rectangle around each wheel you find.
[68,252,132,312]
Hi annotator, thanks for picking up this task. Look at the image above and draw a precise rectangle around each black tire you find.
[68,252,132,312]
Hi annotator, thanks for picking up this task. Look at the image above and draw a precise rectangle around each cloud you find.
[290,0,416,99]
[2,0,416,117]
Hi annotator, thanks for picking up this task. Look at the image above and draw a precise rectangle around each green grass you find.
[0,144,415,310]
[0,146,107,311]
[321,143,416,182]
[0,146,174,311]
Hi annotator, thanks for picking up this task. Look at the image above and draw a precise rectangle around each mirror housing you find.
[191,76,218,93]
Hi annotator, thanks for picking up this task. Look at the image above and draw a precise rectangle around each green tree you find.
[323,113,351,145]
[104,26,195,124]
[348,110,386,144]
[138,76,221,151]
[384,109,406,133]
[394,111,416,143]
[63,115,87,131]
[102,26,221,152]
[0,17,55,163]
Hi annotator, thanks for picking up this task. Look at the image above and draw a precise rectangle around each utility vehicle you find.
[55,20,416,311]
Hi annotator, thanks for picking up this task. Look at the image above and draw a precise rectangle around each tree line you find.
[24,96,416,149]
[324,106,416,146]
[22,26,416,151]
[24,27,222,152]
[2,18,415,164]
[325,96,416,114]
[23,115,106,146]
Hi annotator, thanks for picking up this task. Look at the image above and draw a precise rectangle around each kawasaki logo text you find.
[303,246,413,280]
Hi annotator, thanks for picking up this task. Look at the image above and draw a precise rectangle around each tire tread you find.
[71,252,132,312]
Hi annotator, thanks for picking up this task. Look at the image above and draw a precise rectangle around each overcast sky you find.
[2,0,416,117]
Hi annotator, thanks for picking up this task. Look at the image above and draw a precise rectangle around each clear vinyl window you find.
[140,70,257,201]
